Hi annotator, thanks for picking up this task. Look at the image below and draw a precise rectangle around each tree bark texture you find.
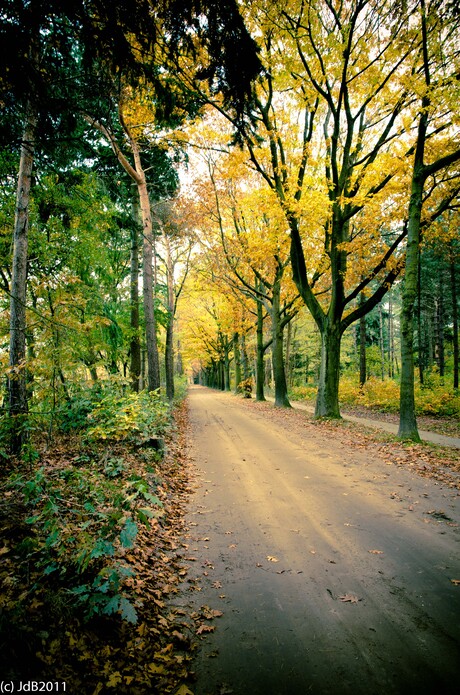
[450,249,459,390]
[359,292,366,387]
[8,106,36,453]
[398,172,423,441]
[233,332,242,393]
[130,201,141,392]
[164,235,175,401]
[271,282,291,408]
[255,300,266,401]
[315,321,342,419]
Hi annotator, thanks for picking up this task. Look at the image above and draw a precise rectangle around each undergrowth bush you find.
[86,389,170,443]
[289,384,318,402]
[7,449,164,624]
[1,381,179,628]
[339,374,460,417]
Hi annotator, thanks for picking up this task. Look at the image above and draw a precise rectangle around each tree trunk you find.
[450,247,459,390]
[233,332,242,393]
[176,338,183,376]
[359,292,366,387]
[388,296,395,378]
[378,303,385,381]
[398,172,423,441]
[89,110,161,392]
[271,283,291,408]
[130,201,141,392]
[8,105,37,454]
[164,235,175,401]
[224,350,231,391]
[315,320,342,419]
[285,320,292,387]
[241,333,250,381]
[436,275,445,377]
[417,258,424,385]
[255,300,266,401]
[138,177,161,392]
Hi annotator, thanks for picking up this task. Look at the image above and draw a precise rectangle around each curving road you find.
[183,386,460,695]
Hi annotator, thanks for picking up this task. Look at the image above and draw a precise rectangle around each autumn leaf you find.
[451,579,460,586]
[267,555,279,562]
[368,549,384,555]
[196,624,216,635]
[202,606,223,619]
[212,581,222,588]
[148,663,167,675]
[106,672,123,687]
[339,594,360,604]
[175,686,195,695]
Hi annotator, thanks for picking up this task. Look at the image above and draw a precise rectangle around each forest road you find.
[181,386,460,695]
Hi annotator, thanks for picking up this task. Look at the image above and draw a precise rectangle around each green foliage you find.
[414,371,460,416]
[173,375,189,404]
[86,389,170,443]
[7,446,165,624]
[59,392,95,432]
[70,564,137,623]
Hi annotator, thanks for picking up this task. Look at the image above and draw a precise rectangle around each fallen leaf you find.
[451,579,460,586]
[106,672,123,687]
[338,594,360,604]
[196,624,216,635]
[267,555,279,562]
[368,549,384,555]
[212,581,222,589]
[175,685,194,695]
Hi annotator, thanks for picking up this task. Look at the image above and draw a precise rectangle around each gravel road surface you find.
[183,386,460,695]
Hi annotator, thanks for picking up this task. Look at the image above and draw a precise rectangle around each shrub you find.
[8,453,164,624]
[289,384,318,402]
[339,374,460,417]
[86,390,170,443]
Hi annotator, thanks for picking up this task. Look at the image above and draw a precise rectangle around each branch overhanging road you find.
[180,386,460,695]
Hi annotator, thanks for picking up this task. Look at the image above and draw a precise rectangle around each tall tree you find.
[1,0,261,450]
[398,0,460,440]
[8,104,37,452]
[177,0,420,417]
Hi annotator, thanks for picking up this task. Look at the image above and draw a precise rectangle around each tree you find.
[7,104,37,452]
[155,198,194,401]
[176,0,423,417]
[398,0,460,440]
[1,0,261,451]
[85,98,173,392]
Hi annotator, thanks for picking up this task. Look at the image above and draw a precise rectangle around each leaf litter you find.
[0,399,209,694]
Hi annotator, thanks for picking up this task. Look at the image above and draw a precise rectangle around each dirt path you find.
[181,386,460,695]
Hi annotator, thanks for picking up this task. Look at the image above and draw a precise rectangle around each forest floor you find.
[1,389,459,694]
[338,404,460,440]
